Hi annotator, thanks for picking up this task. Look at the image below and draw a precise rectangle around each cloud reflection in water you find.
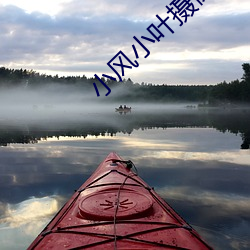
[0,196,61,250]
[0,127,250,249]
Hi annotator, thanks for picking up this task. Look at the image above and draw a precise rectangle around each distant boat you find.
[115,107,132,113]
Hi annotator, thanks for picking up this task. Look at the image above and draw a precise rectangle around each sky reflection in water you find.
[0,127,250,249]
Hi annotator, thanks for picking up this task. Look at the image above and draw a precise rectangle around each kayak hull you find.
[28,152,212,249]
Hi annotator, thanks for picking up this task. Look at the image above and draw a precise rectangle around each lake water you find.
[0,104,250,249]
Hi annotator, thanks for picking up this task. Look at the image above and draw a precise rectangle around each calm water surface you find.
[0,106,250,249]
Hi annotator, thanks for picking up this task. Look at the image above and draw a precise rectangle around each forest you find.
[0,63,250,104]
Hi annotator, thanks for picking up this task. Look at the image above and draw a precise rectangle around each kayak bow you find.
[28,152,213,249]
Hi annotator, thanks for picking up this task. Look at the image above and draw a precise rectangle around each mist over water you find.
[0,85,109,121]
[0,84,198,125]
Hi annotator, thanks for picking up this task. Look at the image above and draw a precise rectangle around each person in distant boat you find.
[124,105,127,109]
[119,105,123,109]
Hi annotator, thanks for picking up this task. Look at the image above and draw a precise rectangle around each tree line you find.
[208,63,250,105]
[0,67,95,89]
[0,63,249,104]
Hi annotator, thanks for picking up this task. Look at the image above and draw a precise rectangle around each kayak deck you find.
[28,152,213,249]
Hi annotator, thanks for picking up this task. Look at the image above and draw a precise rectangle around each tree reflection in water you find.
[0,108,249,149]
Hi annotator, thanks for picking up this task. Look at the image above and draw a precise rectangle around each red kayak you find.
[28,152,213,249]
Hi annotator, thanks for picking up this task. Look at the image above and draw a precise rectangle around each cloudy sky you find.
[0,0,250,85]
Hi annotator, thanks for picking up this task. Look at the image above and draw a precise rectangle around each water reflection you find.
[0,196,62,250]
[0,196,59,228]
[0,109,250,249]
[0,107,250,149]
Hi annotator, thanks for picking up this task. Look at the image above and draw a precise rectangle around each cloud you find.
[0,4,148,74]
[0,1,249,84]
[58,0,166,19]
